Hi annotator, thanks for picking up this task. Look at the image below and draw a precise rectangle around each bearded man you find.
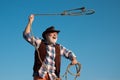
[23,14,78,80]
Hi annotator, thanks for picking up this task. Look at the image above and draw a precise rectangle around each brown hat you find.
[42,26,60,39]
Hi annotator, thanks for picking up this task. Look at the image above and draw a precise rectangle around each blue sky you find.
[0,0,120,80]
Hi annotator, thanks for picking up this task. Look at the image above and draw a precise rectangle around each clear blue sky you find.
[0,0,120,80]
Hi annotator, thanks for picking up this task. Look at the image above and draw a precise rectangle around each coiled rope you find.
[62,62,81,80]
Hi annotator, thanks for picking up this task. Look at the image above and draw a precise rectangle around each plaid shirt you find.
[23,32,76,80]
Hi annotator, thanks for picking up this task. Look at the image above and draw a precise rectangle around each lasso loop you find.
[34,7,95,16]
[62,62,81,80]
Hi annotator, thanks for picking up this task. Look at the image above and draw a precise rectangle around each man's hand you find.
[29,14,34,23]
[24,14,35,34]
[71,57,78,65]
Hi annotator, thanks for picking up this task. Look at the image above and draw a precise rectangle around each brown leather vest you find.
[33,41,61,77]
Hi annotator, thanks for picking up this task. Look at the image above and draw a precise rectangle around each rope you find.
[30,23,48,69]
[34,7,95,16]
[62,62,81,80]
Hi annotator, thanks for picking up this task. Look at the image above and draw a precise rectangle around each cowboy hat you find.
[42,26,60,39]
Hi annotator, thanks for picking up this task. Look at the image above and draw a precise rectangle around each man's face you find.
[45,32,58,44]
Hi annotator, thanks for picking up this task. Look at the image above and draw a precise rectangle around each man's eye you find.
[49,34,52,36]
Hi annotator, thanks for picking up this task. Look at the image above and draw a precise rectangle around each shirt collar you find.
[43,40,56,46]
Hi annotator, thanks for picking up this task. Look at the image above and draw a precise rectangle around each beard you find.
[47,36,57,44]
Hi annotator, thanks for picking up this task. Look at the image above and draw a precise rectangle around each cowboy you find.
[23,14,78,80]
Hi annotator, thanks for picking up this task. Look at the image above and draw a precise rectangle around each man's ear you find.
[45,33,48,39]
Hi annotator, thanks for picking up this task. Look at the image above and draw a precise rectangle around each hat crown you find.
[45,26,55,32]
[42,26,60,39]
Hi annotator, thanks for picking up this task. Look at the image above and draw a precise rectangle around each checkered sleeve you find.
[23,32,41,48]
[60,45,76,61]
